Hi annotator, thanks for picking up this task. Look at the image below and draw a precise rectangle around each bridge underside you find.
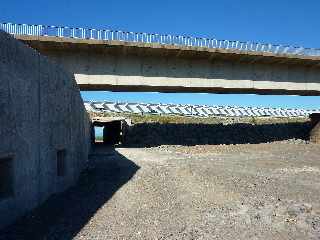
[79,84,320,95]
[16,35,320,96]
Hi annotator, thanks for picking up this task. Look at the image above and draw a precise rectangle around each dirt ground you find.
[1,142,320,239]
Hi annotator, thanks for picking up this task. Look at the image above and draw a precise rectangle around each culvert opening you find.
[103,121,122,145]
[92,117,126,145]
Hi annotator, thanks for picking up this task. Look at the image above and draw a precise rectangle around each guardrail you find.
[1,22,320,57]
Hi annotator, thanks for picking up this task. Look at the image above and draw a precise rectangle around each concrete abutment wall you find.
[0,31,92,228]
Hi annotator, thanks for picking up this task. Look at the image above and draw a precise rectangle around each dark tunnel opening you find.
[92,119,124,145]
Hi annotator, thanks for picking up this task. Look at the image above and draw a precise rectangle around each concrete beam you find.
[14,35,320,96]
[14,35,320,65]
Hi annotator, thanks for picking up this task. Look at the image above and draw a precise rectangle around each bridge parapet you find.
[2,22,320,59]
[3,22,320,95]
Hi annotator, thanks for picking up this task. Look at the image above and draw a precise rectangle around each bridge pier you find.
[310,113,320,143]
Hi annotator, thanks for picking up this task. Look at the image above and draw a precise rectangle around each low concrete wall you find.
[0,31,91,228]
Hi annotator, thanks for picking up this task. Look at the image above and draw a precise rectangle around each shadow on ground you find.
[124,121,312,147]
[0,144,140,240]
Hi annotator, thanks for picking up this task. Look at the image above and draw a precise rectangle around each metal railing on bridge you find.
[1,22,320,57]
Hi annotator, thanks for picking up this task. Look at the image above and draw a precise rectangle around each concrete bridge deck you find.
[14,34,320,64]
[2,23,320,95]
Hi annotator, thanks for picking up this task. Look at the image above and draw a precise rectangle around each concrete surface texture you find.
[16,35,320,95]
[0,30,92,229]
[1,143,320,239]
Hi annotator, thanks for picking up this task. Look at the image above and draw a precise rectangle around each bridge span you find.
[2,23,320,95]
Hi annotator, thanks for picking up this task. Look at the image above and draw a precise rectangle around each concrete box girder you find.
[15,35,320,96]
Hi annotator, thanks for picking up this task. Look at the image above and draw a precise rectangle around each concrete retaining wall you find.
[0,31,91,228]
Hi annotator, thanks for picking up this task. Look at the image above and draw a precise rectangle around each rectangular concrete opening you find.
[0,156,14,200]
[92,117,126,146]
[103,121,122,145]
[57,150,67,177]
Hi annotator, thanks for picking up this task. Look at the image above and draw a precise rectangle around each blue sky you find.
[1,0,320,109]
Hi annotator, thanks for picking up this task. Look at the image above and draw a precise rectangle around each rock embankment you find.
[124,121,311,147]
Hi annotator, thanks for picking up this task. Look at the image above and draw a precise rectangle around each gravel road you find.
[1,142,320,239]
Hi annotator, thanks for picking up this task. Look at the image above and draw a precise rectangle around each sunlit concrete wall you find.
[0,31,92,228]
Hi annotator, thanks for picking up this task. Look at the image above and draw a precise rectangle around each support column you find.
[310,113,320,143]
